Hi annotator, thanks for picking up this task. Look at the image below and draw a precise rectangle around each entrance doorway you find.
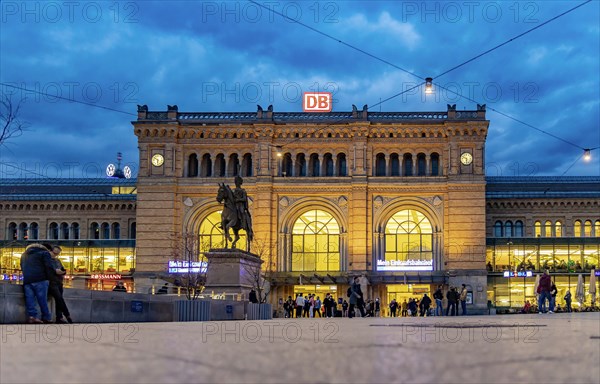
[386,284,432,315]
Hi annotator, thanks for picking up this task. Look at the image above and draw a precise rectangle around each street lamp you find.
[583,149,591,162]
[425,77,433,94]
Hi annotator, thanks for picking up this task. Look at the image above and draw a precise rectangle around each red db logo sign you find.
[303,92,332,112]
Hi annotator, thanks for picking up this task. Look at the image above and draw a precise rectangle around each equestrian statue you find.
[216,175,254,250]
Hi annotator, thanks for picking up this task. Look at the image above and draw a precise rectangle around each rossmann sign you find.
[303,92,332,112]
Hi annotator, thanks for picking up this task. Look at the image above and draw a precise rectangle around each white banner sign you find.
[168,260,208,274]
[376,259,433,271]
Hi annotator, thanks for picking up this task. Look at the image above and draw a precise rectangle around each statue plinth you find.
[204,248,262,297]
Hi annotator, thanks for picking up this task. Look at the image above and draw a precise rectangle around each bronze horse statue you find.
[216,183,252,249]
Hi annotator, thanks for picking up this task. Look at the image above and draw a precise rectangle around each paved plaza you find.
[1,313,599,384]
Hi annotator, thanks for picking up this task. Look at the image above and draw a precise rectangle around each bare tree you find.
[243,236,277,304]
[0,94,27,146]
[168,231,209,300]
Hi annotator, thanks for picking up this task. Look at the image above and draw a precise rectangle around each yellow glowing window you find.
[384,209,433,264]
[199,211,248,252]
[291,210,340,272]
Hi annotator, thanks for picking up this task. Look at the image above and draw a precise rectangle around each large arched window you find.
[555,221,563,237]
[574,220,582,237]
[291,210,340,272]
[534,221,542,237]
[383,209,433,270]
[584,220,593,237]
[198,211,248,253]
[544,221,552,237]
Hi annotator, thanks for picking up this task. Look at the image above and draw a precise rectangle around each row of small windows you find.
[280,153,347,177]
[374,153,440,176]
[6,222,136,241]
[187,153,252,177]
[494,220,600,238]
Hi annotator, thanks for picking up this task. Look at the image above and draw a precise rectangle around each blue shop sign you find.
[131,301,144,313]
[503,271,533,278]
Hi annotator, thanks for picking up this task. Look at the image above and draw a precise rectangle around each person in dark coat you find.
[20,243,55,324]
[249,289,258,303]
[420,294,432,316]
[537,270,552,313]
[348,276,366,318]
[113,281,127,292]
[46,245,73,324]
[446,287,457,316]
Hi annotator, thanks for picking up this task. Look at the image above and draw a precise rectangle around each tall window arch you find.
[574,220,582,237]
[90,222,100,239]
[504,221,513,238]
[403,154,413,176]
[336,153,347,176]
[228,154,239,176]
[291,210,340,272]
[188,154,198,177]
[544,220,552,237]
[584,220,593,237]
[309,153,320,177]
[60,222,69,239]
[72,222,80,240]
[514,221,524,237]
[49,222,59,240]
[494,221,503,237]
[555,221,563,237]
[323,153,334,176]
[595,220,600,237]
[241,153,253,177]
[215,154,226,177]
[384,209,433,269]
[375,153,386,176]
[430,153,440,176]
[282,153,293,177]
[101,222,110,239]
[201,154,212,177]
[29,222,39,240]
[390,153,400,176]
[111,222,121,239]
[417,153,426,176]
[199,211,248,252]
[534,221,542,237]
[18,222,28,240]
[295,154,306,176]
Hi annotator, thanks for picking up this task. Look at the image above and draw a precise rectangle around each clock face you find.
[106,164,115,177]
[151,154,164,167]
[460,152,473,165]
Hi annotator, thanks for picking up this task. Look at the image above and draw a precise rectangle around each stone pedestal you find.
[204,248,262,299]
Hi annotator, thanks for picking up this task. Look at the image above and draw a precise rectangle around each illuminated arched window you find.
[544,221,552,237]
[199,211,248,253]
[494,221,503,237]
[555,221,563,238]
[384,209,433,269]
[534,221,542,237]
[595,220,600,237]
[291,210,340,272]
[574,220,582,237]
[584,220,592,237]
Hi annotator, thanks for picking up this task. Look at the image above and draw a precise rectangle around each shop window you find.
[375,153,386,176]
[574,220,582,237]
[336,153,347,176]
[514,221,524,237]
[187,154,198,177]
[384,209,433,268]
[291,209,340,272]
[430,153,440,176]
[201,154,212,177]
[534,221,542,237]
[48,222,59,240]
[390,153,400,176]
[494,221,503,237]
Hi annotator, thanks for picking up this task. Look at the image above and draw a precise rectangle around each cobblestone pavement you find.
[1,313,599,384]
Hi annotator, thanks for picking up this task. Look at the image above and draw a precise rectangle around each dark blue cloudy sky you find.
[1,0,599,178]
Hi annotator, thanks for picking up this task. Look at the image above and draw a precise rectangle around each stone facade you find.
[133,104,490,313]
